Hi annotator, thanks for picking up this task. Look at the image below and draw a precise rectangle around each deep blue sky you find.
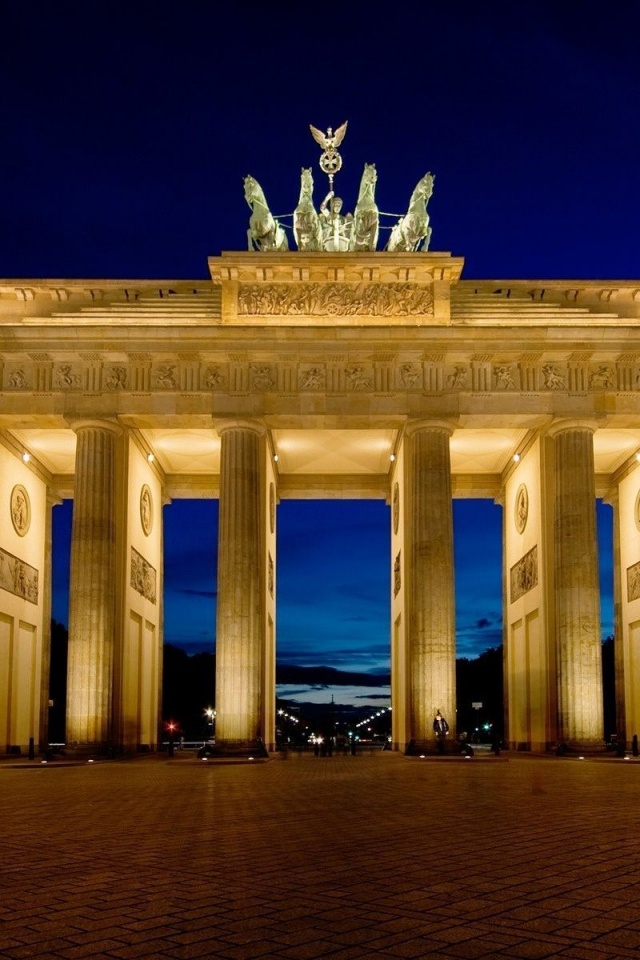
[3,2,626,695]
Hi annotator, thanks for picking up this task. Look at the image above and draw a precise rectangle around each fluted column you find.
[406,420,456,747]
[550,420,603,749]
[66,421,120,745]
[215,421,265,748]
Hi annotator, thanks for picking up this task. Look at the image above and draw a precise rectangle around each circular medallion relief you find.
[140,484,153,536]
[393,482,400,535]
[269,482,275,534]
[10,484,31,537]
[514,483,529,534]
[635,489,640,532]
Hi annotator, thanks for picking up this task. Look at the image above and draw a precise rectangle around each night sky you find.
[3,2,628,702]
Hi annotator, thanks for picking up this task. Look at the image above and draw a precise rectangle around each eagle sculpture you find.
[309,121,349,151]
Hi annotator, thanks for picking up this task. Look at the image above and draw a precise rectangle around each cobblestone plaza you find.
[3,752,640,960]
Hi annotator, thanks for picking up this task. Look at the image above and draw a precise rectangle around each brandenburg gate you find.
[2,129,640,755]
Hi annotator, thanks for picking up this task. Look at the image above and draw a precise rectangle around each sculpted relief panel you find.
[237,283,434,317]
[130,547,157,604]
[510,545,538,603]
[0,547,38,604]
[628,561,640,603]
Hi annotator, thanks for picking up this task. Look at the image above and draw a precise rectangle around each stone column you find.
[405,420,456,748]
[66,421,120,746]
[549,420,603,749]
[215,420,265,750]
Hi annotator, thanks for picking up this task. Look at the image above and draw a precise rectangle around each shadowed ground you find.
[2,751,640,959]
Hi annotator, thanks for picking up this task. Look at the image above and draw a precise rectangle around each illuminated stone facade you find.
[1,251,640,753]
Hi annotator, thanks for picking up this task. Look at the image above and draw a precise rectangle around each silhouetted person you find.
[433,710,449,754]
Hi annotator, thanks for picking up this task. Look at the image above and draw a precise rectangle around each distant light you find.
[22,452,30,463]
[147,452,155,463]
[464,755,471,760]
[513,453,521,463]
[88,759,94,764]
[201,757,208,762]
[41,760,47,765]
[248,756,254,761]
[419,754,425,759]
[578,756,585,760]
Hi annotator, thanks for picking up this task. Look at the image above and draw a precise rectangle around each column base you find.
[63,742,118,760]
[405,738,458,756]
[208,738,269,758]
[554,739,606,756]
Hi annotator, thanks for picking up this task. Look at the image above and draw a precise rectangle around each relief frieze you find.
[1,356,639,396]
[130,547,157,604]
[237,282,434,317]
[510,545,538,603]
[299,365,326,390]
[0,547,38,604]
[54,365,81,388]
[105,366,128,390]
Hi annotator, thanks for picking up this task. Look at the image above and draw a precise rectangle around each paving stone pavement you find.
[2,751,640,960]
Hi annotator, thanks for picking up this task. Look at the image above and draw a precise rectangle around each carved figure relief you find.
[130,547,157,604]
[140,485,153,536]
[8,369,27,388]
[514,484,529,534]
[590,365,615,389]
[394,551,401,597]
[10,485,31,537]
[299,366,326,390]
[345,365,372,390]
[0,547,38,604]
[55,365,80,388]
[204,366,226,388]
[399,363,420,388]
[268,553,274,598]
[237,282,434,317]
[510,545,538,602]
[494,365,515,390]
[269,483,275,533]
[542,364,566,390]
[105,366,127,389]
[250,365,275,390]
[628,561,640,603]
[447,366,468,389]
[152,364,177,389]
[393,482,400,534]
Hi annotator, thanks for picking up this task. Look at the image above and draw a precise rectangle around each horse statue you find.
[353,163,379,251]
[243,175,289,252]
[293,168,322,251]
[386,172,435,252]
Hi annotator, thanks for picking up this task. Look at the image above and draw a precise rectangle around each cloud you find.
[476,617,491,629]
[276,664,390,687]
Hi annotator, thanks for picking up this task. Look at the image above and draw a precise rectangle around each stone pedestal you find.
[550,421,604,750]
[66,421,120,746]
[215,421,266,750]
[406,421,456,750]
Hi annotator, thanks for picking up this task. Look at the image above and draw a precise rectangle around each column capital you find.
[66,418,122,437]
[214,418,266,438]
[404,418,457,439]
[546,418,598,438]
